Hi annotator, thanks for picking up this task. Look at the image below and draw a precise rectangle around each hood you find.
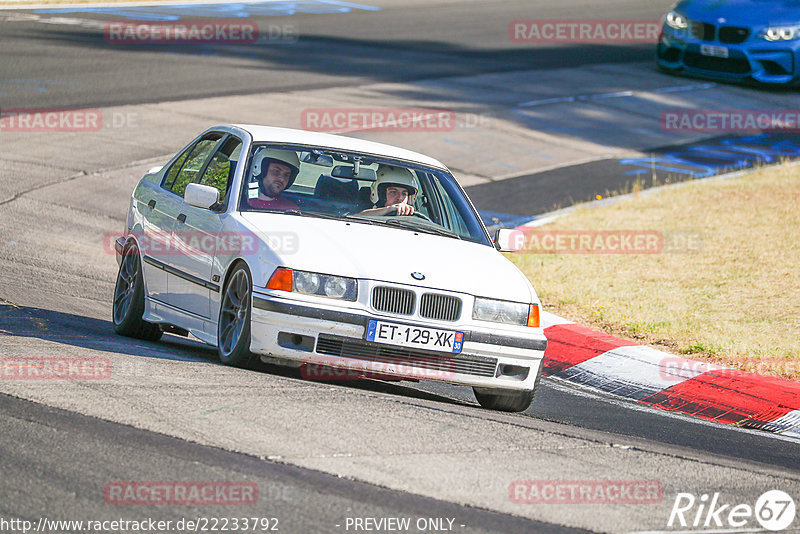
[676,0,800,26]
[239,212,537,303]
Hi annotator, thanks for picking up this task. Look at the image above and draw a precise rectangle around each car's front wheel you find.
[112,241,163,341]
[473,387,535,413]
[217,263,256,368]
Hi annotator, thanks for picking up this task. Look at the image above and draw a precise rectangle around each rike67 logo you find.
[668,490,796,532]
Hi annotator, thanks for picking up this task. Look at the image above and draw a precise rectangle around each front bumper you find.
[250,292,547,392]
[657,25,800,86]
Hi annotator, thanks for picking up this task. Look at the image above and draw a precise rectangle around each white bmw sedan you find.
[113,125,547,412]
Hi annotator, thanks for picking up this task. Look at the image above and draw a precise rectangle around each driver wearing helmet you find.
[359,164,418,216]
[247,148,301,210]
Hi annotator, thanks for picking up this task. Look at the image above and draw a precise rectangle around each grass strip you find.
[512,162,800,380]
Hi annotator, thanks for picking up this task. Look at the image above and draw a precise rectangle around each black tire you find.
[217,263,256,368]
[473,387,535,413]
[112,241,163,341]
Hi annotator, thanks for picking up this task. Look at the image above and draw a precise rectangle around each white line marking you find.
[652,82,717,93]
[628,528,766,534]
[560,344,708,399]
[544,377,800,444]
[764,409,800,435]
[518,83,717,108]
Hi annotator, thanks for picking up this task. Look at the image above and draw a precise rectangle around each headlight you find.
[473,298,538,327]
[665,10,688,30]
[266,268,357,301]
[294,271,321,294]
[324,277,350,299]
[760,25,800,41]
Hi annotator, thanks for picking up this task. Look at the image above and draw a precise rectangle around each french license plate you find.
[700,44,729,58]
[366,320,464,354]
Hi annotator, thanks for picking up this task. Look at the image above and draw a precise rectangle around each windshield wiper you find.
[263,209,348,221]
[370,218,462,239]
[342,214,380,225]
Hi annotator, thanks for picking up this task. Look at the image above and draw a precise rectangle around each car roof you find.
[228,124,448,170]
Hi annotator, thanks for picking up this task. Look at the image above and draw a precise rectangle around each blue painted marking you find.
[0,79,83,94]
[618,134,800,178]
[0,79,82,86]
[36,0,380,21]
[479,210,536,229]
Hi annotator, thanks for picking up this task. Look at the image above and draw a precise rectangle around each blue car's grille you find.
[688,20,750,45]
[690,21,715,41]
[719,26,749,44]
[684,51,751,74]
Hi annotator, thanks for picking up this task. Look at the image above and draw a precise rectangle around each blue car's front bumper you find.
[657,23,800,86]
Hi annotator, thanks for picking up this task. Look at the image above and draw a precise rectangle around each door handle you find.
[177,213,186,224]
[147,199,156,209]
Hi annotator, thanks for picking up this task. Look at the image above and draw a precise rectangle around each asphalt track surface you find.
[0,0,661,109]
[2,1,800,533]
[0,393,576,534]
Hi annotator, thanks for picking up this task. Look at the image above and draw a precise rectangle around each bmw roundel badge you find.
[411,272,425,280]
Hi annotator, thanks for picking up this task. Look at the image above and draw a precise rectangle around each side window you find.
[413,171,441,223]
[429,175,469,237]
[198,136,242,202]
[162,148,191,192]
[163,134,222,197]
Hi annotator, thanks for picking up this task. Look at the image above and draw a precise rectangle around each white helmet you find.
[370,164,418,205]
[251,148,301,188]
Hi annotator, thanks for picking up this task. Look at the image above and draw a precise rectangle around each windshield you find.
[238,144,491,245]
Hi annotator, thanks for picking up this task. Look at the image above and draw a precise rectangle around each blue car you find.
[657,0,800,86]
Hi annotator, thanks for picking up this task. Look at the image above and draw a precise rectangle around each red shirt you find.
[247,196,299,211]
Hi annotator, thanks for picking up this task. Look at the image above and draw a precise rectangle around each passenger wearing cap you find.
[247,148,301,210]
[359,164,418,216]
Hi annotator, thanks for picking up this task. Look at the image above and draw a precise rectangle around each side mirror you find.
[184,183,221,211]
[494,228,525,252]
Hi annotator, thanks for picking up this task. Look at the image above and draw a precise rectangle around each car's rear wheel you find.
[473,387,535,413]
[217,263,256,367]
[112,241,163,341]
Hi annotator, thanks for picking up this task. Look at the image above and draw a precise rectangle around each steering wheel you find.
[411,211,432,222]
[390,209,431,222]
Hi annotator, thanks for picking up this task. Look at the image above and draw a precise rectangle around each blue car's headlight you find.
[665,10,689,30]
[760,25,800,41]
